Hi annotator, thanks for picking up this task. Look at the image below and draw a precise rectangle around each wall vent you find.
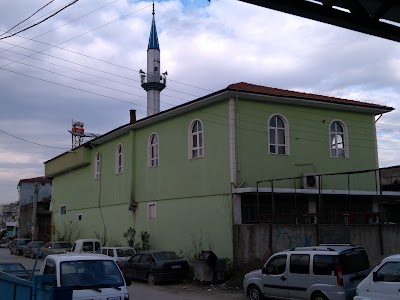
[303,173,319,189]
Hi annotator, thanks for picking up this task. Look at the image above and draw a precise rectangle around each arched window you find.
[94,152,101,179]
[115,143,124,174]
[330,121,347,157]
[269,115,289,155]
[189,119,204,159]
[148,133,159,167]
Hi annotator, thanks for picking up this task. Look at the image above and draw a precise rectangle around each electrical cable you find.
[0,1,79,41]
[0,0,56,37]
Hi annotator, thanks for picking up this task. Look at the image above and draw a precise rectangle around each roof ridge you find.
[227,82,393,110]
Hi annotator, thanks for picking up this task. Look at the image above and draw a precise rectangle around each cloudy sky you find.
[0,0,399,204]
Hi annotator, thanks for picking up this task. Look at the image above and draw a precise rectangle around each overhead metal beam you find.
[238,0,400,43]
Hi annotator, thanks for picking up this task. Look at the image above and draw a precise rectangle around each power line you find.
[0,0,56,37]
[0,1,79,41]
[0,128,69,149]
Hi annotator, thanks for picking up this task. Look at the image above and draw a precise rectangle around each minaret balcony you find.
[140,72,166,92]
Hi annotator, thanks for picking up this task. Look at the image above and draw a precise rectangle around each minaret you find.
[140,3,167,117]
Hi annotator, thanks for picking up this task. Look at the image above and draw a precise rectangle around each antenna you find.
[68,119,100,149]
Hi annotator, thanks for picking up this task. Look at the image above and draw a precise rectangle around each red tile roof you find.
[227,82,394,111]
[18,176,53,184]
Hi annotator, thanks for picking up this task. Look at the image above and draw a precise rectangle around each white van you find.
[41,253,130,300]
[71,239,101,253]
[355,254,400,300]
[243,245,370,300]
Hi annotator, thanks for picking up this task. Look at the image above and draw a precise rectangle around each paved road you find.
[0,246,245,300]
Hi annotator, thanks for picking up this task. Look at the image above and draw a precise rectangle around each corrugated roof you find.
[227,82,394,111]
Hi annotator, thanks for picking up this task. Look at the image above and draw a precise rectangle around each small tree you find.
[123,227,150,251]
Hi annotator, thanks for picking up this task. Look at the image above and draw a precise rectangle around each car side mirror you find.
[124,276,132,286]
[372,272,380,282]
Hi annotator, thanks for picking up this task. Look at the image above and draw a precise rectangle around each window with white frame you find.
[189,119,204,159]
[269,115,289,155]
[115,143,124,174]
[148,203,156,219]
[94,152,101,179]
[60,205,66,215]
[148,133,159,167]
[330,121,347,158]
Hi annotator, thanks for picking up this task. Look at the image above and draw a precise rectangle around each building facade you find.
[18,177,52,240]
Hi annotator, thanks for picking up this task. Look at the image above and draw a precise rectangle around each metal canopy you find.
[238,0,400,43]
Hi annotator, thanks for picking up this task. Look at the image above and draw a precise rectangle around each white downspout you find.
[230,97,242,225]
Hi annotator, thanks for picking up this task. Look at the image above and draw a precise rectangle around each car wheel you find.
[10,248,13,254]
[248,284,264,300]
[147,273,156,285]
[312,292,328,300]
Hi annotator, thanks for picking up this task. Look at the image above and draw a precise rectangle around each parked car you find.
[41,241,72,258]
[243,244,370,300]
[117,250,189,285]
[355,254,400,300]
[9,238,31,255]
[0,262,31,279]
[23,241,46,259]
[100,247,136,263]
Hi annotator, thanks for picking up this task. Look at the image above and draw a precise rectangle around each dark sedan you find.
[118,250,189,285]
[23,241,46,259]
[0,262,31,279]
[9,238,30,255]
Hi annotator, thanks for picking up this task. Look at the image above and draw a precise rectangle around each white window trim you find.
[115,143,124,174]
[268,114,290,155]
[60,205,66,216]
[94,152,101,180]
[148,133,159,167]
[188,119,204,159]
[148,202,156,219]
[329,119,349,158]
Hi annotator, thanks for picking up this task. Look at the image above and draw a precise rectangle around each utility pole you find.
[31,182,38,241]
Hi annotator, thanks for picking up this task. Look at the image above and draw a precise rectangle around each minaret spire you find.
[140,2,166,116]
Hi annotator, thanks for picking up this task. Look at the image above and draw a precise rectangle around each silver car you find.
[243,245,370,300]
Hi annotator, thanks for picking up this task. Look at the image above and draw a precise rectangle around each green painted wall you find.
[51,133,133,243]
[133,101,233,257]
[235,98,378,190]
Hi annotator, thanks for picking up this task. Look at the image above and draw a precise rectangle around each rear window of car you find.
[55,243,72,249]
[153,251,179,261]
[339,249,370,274]
[16,240,29,245]
[117,249,135,257]
[313,255,337,275]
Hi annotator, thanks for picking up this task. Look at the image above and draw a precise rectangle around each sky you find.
[0,0,399,204]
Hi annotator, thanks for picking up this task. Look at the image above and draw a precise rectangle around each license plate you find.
[171,265,181,269]
[107,297,121,300]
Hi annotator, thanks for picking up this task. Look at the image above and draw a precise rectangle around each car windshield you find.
[54,242,72,249]
[153,251,180,261]
[60,260,124,288]
[116,248,135,257]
